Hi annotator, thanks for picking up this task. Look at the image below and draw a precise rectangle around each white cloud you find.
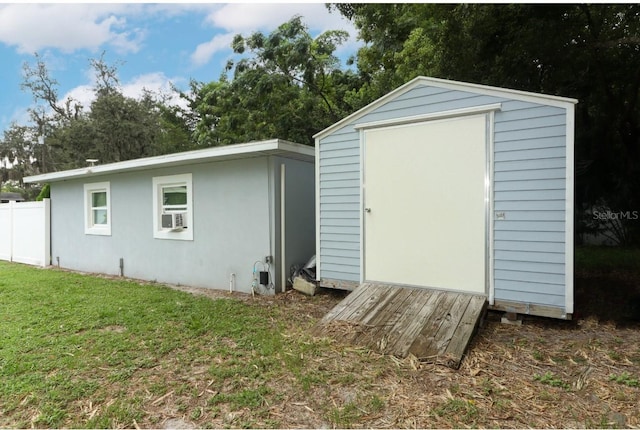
[191,33,235,68]
[191,3,359,68]
[59,72,188,114]
[0,4,144,54]
[60,84,95,113]
[205,3,352,34]
[122,72,185,105]
[145,3,222,20]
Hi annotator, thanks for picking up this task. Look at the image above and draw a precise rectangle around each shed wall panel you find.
[320,270,360,282]
[495,125,566,141]
[494,210,566,221]
[321,218,360,227]
[495,136,565,152]
[495,250,565,264]
[494,200,566,211]
[494,113,566,132]
[495,168,566,181]
[496,279,566,297]
[495,260,565,275]
[495,269,565,285]
[321,247,360,258]
[494,240,565,253]
[321,240,360,251]
[494,146,566,162]
[494,286,565,307]
[494,178,566,191]
[495,158,566,171]
[317,82,570,312]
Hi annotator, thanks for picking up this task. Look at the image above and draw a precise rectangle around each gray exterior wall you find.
[317,83,570,311]
[50,156,314,294]
[274,156,316,284]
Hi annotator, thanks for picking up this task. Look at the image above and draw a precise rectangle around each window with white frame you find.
[152,173,193,240]
[84,182,111,236]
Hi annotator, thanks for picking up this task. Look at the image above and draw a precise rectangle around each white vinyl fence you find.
[0,199,50,267]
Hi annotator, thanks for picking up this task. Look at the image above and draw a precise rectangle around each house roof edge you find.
[24,139,314,183]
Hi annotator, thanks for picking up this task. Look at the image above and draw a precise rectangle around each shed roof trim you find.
[24,139,314,183]
[314,76,579,140]
[354,103,503,131]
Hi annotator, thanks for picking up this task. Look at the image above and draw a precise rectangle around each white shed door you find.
[363,115,487,294]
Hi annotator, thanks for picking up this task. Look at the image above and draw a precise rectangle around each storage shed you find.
[314,77,577,319]
[24,139,315,294]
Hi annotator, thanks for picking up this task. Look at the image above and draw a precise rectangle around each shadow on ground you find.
[573,269,639,327]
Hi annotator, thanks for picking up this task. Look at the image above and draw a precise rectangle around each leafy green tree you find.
[334,3,640,244]
[435,4,640,244]
[155,102,195,155]
[18,53,196,174]
[187,16,362,146]
[0,123,41,198]
[329,3,447,104]
[88,90,160,162]
[0,124,38,181]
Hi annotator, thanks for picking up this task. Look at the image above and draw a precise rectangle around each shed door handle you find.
[364,207,371,213]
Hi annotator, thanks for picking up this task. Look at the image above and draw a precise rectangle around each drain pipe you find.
[119,258,124,277]
[229,273,235,293]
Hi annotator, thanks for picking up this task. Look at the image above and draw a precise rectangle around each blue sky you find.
[0,3,360,135]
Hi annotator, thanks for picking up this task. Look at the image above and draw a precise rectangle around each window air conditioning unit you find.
[161,212,187,231]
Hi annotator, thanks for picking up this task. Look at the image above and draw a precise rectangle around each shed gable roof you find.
[24,139,314,183]
[313,76,578,140]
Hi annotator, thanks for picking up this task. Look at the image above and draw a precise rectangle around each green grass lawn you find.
[0,262,331,428]
[1,258,639,429]
[575,246,640,272]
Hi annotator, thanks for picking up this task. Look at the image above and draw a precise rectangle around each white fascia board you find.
[419,77,578,107]
[314,76,578,140]
[313,77,423,140]
[314,137,321,281]
[564,103,576,316]
[354,103,503,130]
[24,139,314,183]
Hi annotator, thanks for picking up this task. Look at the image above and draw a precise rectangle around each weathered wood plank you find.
[314,283,486,369]
[355,288,418,352]
[318,282,371,323]
[385,289,444,358]
[358,287,405,325]
[328,283,382,321]
[430,294,473,355]
[407,292,459,359]
[340,287,405,343]
[445,295,487,367]
[337,283,394,322]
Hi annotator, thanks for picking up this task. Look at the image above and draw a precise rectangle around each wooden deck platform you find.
[313,283,487,368]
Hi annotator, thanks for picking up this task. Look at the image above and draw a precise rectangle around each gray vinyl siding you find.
[318,127,362,282]
[318,82,570,311]
[276,156,316,281]
[493,99,567,309]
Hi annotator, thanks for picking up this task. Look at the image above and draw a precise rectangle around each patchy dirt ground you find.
[150,269,640,429]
